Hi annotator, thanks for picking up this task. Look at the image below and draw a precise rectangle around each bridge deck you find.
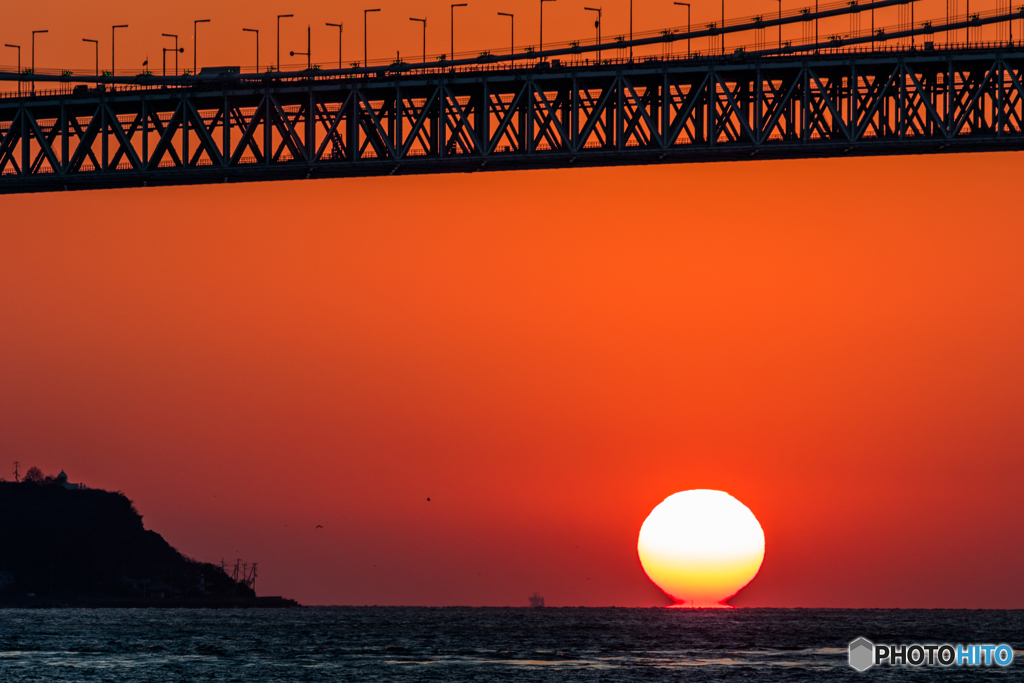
[1,46,1022,194]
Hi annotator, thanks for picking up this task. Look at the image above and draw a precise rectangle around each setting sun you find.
[637,490,765,607]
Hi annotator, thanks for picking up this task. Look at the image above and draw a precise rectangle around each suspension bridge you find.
[1,0,1023,194]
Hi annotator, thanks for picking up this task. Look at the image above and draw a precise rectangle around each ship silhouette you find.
[528,592,545,608]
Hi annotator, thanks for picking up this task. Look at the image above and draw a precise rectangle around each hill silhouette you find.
[0,475,296,607]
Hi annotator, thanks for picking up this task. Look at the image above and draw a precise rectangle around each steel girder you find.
[1,49,1023,194]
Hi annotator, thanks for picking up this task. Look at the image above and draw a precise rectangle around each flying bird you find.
[427,498,431,502]
[316,525,323,529]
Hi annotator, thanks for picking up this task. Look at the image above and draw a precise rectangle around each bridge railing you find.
[1,34,1020,105]
[3,0,1021,96]
[1,39,1018,105]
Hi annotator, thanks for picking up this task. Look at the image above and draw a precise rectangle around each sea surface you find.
[0,607,1020,681]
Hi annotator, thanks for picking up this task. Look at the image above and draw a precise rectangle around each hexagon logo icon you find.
[849,637,874,671]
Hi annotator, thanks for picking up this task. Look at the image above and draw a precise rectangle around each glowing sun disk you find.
[637,489,765,607]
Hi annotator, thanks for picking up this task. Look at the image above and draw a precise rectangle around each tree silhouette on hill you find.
[22,467,46,484]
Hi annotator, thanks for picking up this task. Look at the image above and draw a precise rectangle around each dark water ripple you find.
[0,607,1020,681]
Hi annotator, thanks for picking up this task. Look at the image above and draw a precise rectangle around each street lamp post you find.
[410,18,426,65]
[911,1,915,48]
[162,34,179,75]
[290,25,312,70]
[451,4,467,62]
[32,30,47,94]
[773,0,781,49]
[112,24,127,77]
[243,28,259,72]
[541,0,556,54]
[673,3,690,56]
[498,12,514,67]
[277,14,294,71]
[5,44,20,96]
[585,7,602,62]
[326,23,343,69]
[83,38,98,77]
[194,19,210,75]
[364,9,380,67]
[162,47,181,76]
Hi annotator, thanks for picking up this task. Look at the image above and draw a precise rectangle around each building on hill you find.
[55,471,84,490]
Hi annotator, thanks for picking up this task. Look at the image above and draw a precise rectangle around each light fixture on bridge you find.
[290,25,312,71]
[83,38,99,78]
[673,3,691,56]
[243,28,259,73]
[584,7,602,62]
[364,9,381,68]
[162,34,180,76]
[540,0,556,54]
[112,25,128,79]
[31,30,47,95]
[410,17,426,66]
[721,0,726,54]
[4,44,20,97]
[194,19,210,75]
[326,23,344,70]
[451,4,468,64]
[277,15,294,72]
[498,12,514,67]
[163,45,184,77]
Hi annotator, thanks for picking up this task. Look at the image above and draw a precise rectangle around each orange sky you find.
[2,2,1024,608]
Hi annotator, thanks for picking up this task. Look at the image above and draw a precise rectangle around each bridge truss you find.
[1,46,1023,193]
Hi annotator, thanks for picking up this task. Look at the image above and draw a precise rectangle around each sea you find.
[0,607,1020,681]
